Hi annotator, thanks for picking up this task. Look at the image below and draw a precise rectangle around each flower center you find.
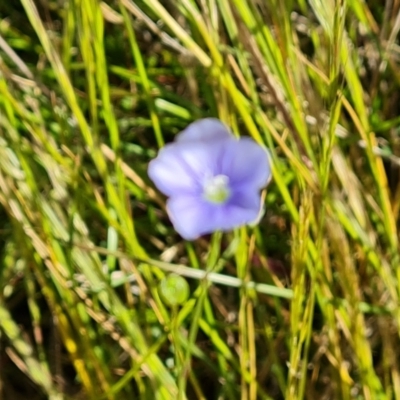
[203,174,231,204]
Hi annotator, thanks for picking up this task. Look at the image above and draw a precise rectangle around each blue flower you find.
[148,118,271,240]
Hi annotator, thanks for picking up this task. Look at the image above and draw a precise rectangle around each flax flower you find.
[148,118,271,240]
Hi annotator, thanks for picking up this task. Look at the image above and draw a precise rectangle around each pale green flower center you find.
[203,174,231,204]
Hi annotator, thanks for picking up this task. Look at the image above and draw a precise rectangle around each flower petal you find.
[166,195,218,240]
[166,189,263,240]
[148,144,200,196]
[176,118,232,143]
[148,138,232,197]
[218,189,262,230]
[220,137,271,189]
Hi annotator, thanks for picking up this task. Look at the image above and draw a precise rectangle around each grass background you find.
[0,0,400,399]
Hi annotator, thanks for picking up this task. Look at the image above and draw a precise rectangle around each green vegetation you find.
[0,0,399,399]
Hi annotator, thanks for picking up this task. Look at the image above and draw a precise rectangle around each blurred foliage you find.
[0,0,400,399]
